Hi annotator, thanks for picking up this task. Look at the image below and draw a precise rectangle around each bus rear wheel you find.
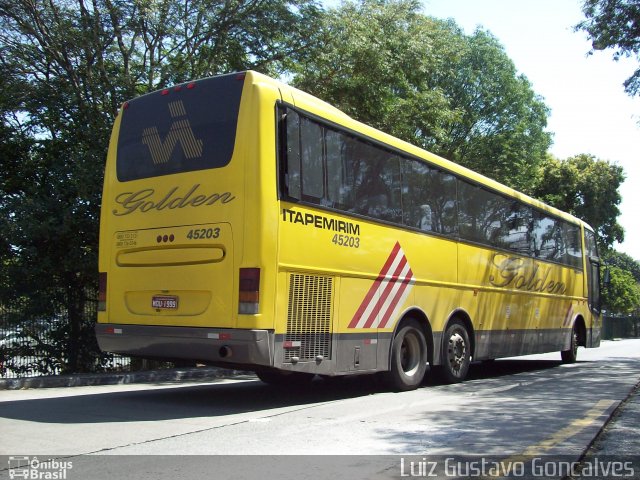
[561,326,579,364]
[437,320,471,384]
[385,320,428,391]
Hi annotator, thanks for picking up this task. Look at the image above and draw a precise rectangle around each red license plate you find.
[152,295,178,310]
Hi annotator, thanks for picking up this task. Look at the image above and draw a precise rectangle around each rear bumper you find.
[95,323,273,368]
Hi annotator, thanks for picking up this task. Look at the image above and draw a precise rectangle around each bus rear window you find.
[116,73,244,182]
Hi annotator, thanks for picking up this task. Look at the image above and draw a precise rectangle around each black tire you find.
[437,319,471,384]
[385,320,428,391]
[561,326,579,364]
[256,368,315,386]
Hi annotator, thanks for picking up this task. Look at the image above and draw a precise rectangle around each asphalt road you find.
[0,339,638,479]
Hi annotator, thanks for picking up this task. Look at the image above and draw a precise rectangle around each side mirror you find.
[603,266,611,289]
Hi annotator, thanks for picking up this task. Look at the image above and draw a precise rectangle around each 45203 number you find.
[332,234,360,248]
[187,227,220,240]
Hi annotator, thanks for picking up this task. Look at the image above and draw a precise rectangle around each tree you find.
[438,29,551,192]
[291,0,551,191]
[532,154,625,249]
[602,265,640,314]
[0,0,321,373]
[603,249,640,282]
[576,0,640,96]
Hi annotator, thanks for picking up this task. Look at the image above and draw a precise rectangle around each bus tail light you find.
[239,268,260,314]
[98,272,107,311]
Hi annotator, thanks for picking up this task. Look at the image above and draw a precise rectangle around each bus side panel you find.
[275,205,372,374]
[275,204,460,374]
[457,243,585,359]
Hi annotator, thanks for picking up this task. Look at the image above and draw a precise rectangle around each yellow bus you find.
[96,71,602,390]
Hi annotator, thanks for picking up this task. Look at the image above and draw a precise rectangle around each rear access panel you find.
[109,223,234,328]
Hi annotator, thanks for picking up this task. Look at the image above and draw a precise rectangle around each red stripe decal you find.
[348,242,415,329]
[347,242,401,328]
[362,255,408,329]
[379,269,415,329]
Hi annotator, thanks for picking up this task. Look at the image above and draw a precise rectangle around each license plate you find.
[152,295,178,310]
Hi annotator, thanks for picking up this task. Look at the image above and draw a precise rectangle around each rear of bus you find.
[96,71,279,369]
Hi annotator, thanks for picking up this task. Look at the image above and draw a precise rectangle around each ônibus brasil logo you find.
[8,456,73,479]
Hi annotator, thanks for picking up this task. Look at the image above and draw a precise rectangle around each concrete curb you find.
[0,366,247,390]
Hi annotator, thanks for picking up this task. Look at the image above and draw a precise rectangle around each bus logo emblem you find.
[142,100,204,165]
[348,242,415,329]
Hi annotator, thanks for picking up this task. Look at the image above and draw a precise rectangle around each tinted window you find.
[116,73,244,181]
[458,182,512,245]
[401,159,457,234]
[501,203,532,255]
[284,109,402,223]
[564,223,583,268]
[325,129,353,209]
[280,104,583,270]
[285,110,301,198]
[530,212,582,267]
[532,211,565,263]
[585,229,599,259]
[300,117,324,199]
[346,138,402,223]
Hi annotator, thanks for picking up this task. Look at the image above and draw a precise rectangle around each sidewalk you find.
[577,382,640,477]
[0,366,246,390]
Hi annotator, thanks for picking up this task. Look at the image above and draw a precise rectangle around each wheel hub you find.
[400,334,420,375]
[448,332,466,373]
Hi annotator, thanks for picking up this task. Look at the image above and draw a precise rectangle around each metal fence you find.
[602,315,640,340]
[0,299,130,379]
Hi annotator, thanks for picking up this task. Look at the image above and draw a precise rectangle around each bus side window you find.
[458,181,511,245]
[326,128,355,210]
[401,159,431,231]
[342,136,402,223]
[532,212,569,264]
[285,109,301,199]
[400,159,457,235]
[504,202,532,256]
[564,223,583,269]
[300,117,324,200]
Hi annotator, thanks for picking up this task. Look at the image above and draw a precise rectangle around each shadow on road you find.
[0,373,385,424]
[0,357,636,427]
[463,358,562,381]
[376,356,640,455]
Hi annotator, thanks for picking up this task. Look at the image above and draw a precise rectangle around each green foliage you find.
[532,154,625,249]
[576,0,640,96]
[292,0,551,191]
[0,0,321,374]
[603,249,640,282]
[438,29,551,192]
[601,250,640,316]
[603,265,640,314]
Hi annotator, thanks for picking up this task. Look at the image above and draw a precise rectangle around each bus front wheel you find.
[561,326,579,364]
[385,320,428,391]
[438,320,471,384]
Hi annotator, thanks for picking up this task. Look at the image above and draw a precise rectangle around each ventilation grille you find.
[285,274,333,361]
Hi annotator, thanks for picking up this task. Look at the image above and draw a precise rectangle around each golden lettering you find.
[112,184,235,216]
[489,253,567,294]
